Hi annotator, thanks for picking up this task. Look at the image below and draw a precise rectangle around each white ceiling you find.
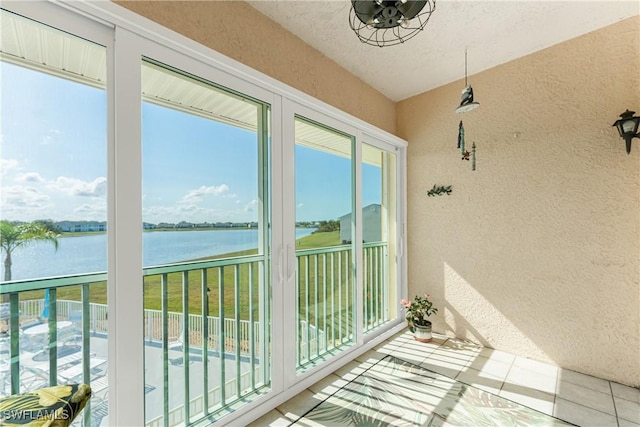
[247,1,639,102]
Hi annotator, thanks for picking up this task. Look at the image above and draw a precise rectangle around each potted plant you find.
[401,294,438,342]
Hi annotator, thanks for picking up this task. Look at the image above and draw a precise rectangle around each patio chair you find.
[88,395,109,426]
[58,357,107,383]
[168,328,184,352]
[19,366,44,390]
[21,365,51,390]
[90,375,108,401]
[168,329,185,365]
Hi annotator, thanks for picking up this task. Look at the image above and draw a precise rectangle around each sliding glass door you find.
[284,108,402,379]
[362,142,398,335]
[293,116,356,372]
[140,59,271,426]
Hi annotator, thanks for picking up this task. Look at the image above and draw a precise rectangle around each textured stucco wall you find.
[398,17,640,386]
[114,0,397,135]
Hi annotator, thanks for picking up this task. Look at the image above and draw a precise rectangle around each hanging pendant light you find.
[349,0,436,48]
[455,49,480,113]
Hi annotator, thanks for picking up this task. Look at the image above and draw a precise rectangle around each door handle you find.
[286,244,296,282]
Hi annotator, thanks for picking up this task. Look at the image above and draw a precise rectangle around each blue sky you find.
[0,62,107,222]
[1,62,381,224]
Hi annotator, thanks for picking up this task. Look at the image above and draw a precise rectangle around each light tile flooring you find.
[249,331,640,427]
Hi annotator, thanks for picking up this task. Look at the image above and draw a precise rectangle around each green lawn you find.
[19,231,343,320]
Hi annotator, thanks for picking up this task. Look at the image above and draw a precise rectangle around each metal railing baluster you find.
[9,292,19,394]
[82,283,91,427]
[248,262,255,390]
[218,267,225,407]
[234,264,241,398]
[313,254,318,359]
[48,288,57,386]
[162,273,169,427]
[182,271,190,423]
[201,269,209,416]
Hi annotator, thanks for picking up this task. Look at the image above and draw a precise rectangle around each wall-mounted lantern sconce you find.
[612,109,640,154]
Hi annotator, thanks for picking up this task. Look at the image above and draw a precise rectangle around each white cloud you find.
[0,158,18,175]
[15,172,46,183]
[297,203,305,208]
[181,184,229,204]
[74,202,106,219]
[0,185,51,210]
[244,199,258,213]
[51,176,107,197]
[179,204,199,213]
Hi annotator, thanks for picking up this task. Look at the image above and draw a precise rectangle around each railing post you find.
[81,284,92,427]
[181,271,190,423]
[47,288,58,386]
[201,269,209,415]
[9,293,20,394]
[161,274,169,427]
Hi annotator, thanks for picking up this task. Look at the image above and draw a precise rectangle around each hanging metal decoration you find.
[458,120,469,159]
[471,141,476,171]
[455,49,480,113]
[349,0,437,47]
[457,120,476,170]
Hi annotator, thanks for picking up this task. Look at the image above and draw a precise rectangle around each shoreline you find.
[61,226,316,237]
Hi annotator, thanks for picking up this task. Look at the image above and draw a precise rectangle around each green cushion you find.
[0,383,91,427]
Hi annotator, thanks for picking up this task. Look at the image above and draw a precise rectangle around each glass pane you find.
[362,143,397,333]
[0,9,109,424]
[141,60,271,425]
[294,116,354,372]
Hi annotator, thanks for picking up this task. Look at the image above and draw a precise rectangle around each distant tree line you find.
[313,220,340,233]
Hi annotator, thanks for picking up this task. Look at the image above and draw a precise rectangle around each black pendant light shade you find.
[349,0,436,47]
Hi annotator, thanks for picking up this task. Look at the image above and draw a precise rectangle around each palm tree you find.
[0,221,60,282]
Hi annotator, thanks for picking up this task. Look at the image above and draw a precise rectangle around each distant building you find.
[57,221,106,232]
[339,204,382,243]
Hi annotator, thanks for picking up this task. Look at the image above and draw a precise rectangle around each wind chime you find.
[458,121,476,171]
[455,49,478,171]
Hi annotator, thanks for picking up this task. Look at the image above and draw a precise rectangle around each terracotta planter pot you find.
[413,322,432,343]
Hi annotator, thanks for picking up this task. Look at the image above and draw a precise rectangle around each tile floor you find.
[249,330,640,427]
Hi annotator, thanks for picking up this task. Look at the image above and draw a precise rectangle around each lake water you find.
[1,228,315,282]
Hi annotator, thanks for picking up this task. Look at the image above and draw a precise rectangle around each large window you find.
[0,8,109,425]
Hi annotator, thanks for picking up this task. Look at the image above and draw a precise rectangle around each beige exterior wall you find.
[398,17,640,387]
[114,1,397,134]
